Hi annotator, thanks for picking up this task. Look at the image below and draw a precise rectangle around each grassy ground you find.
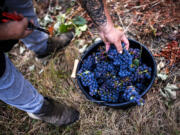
[0,0,179,134]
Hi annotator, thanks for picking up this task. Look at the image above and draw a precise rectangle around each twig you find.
[118,14,125,30]
[151,0,162,8]
[127,0,163,12]
[123,15,136,33]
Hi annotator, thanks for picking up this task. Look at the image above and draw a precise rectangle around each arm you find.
[79,0,129,53]
[0,18,32,40]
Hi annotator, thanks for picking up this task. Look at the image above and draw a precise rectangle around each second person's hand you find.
[6,18,33,40]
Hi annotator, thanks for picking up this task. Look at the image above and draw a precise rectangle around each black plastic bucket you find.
[76,39,157,108]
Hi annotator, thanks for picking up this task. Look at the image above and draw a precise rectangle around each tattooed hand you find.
[79,0,129,53]
[80,0,107,26]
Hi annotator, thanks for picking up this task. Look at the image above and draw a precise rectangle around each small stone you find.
[29,65,35,72]
[20,47,25,54]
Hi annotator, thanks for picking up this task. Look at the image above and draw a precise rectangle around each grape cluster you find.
[78,70,98,96]
[129,48,141,59]
[98,83,119,102]
[81,55,95,70]
[78,43,152,106]
[122,86,144,105]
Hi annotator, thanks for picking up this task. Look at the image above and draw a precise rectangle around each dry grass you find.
[0,40,179,135]
[0,0,180,135]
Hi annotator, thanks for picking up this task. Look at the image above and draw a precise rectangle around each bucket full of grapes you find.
[76,39,157,108]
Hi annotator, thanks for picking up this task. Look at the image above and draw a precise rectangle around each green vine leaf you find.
[59,24,73,33]
[79,25,87,31]
[75,28,82,37]
[133,59,140,66]
[73,16,87,26]
[59,24,68,33]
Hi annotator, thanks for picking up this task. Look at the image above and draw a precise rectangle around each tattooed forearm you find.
[80,0,107,26]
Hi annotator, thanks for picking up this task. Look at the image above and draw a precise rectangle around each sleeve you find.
[0,52,6,77]
[0,0,19,53]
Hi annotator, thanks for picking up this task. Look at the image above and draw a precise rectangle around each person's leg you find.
[0,55,44,113]
[5,0,48,55]
[0,55,79,126]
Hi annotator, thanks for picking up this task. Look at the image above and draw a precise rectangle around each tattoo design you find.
[80,0,107,26]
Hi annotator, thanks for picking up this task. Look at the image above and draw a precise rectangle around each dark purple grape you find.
[77,42,152,105]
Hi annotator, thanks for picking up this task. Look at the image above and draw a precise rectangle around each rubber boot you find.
[37,32,73,58]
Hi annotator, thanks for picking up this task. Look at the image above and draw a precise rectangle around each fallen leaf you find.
[79,25,87,31]
[157,61,165,72]
[79,44,88,53]
[29,65,35,72]
[165,67,169,74]
[39,69,44,74]
[160,83,179,100]
[154,41,180,73]
[53,22,60,31]
[20,47,25,54]
[75,39,86,48]
[48,24,54,37]
[157,73,168,80]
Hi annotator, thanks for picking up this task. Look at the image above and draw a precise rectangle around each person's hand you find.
[99,26,129,53]
[6,18,33,39]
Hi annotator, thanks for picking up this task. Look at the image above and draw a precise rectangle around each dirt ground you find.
[0,0,179,135]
